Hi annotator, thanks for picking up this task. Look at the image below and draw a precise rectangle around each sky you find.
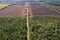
[0,0,23,1]
[0,0,60,1]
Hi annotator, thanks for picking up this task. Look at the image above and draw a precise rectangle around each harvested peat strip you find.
[30,1,60,16]
[0,4,24,17]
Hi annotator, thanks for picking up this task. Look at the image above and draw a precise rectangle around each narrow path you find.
[23,2,31,40]
[26,2,30,40]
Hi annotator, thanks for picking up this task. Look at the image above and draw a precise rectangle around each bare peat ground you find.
[30,2,60,16]
[22,2,33,17]
[0,1,60,17]
[0,4,24,17]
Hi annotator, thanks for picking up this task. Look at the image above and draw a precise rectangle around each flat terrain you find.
[44,2,60,13]
[0,4,9,9]
[30,2,60,16]
[0,16,60,40]
[0,4,24,17]
[29,16,60,40]
[0,1,60,40]
[0,1,60,17]
[0,17,27,40]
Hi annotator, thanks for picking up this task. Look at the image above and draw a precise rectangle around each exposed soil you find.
[30,2,60,16]
[0,4,24,17]
[0,1,60,17]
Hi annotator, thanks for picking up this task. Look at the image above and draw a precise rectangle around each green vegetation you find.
[29,16,60,40]
[44,2,60,12]
[0,17,27,40]
[0,4,9,10]
[38,1,60,12]
[46,2,60,6]
[0,16,60,40]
